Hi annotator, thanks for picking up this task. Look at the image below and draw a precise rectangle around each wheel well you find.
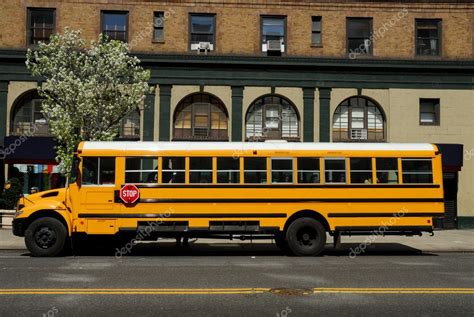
[283,210,330,233]
[25,210,69,234]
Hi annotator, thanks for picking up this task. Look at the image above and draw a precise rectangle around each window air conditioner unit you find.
[199,42,211,50]
[350,129,368,140]
[267,40,283,52]
[191,42,214,53]
[193,127,209,138]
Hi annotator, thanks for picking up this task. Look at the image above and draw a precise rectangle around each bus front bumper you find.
[12,218,26,237]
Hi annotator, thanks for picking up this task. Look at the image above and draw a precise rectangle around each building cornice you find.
[1,50,472,89]
[1,50,472,71]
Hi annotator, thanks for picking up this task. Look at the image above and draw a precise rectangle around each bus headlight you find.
[14,210,23,218]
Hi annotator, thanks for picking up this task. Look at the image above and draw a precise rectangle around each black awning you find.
[2,136,57,164]
[435,143,464,172]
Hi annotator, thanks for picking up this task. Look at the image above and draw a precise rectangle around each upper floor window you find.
[246,95,299,141]
[11,90,50,137]
[332,96,385,142]
[347,18,373,56]
[27,8,55,46]
[311,16,322,46]
[189,14,215,52]
[416,19,441,56]
[261,16,286,55]
[173,93,228,141]
[153,12,165,42]
[118,110,140,140]
[419,98,440,126]
[101,11,128,42]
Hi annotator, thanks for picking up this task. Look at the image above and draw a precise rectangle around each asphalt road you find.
[0,242,473,316]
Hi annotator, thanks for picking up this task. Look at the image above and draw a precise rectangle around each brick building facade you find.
[0,0,473,226]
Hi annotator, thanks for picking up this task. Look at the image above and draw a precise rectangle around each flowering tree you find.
[26,29,151,173]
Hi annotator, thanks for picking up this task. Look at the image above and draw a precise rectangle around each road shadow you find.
[39,240,437,257]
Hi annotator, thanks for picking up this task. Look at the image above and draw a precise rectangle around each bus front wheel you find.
[25,217,67,257]
[286,217,326,256]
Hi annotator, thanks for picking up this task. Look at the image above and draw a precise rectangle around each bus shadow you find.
[65,241,437,257]
[328,243,436,257]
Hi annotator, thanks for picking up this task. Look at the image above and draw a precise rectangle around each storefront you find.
[2,136,64,194]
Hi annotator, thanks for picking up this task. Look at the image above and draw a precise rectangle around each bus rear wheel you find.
[25,217,67,257]
[286,217,326,256]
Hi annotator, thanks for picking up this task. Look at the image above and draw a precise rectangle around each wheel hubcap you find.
[34,227,57,249]
[297,227,317,247]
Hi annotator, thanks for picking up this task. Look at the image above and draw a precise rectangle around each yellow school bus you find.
[12,141,444,257]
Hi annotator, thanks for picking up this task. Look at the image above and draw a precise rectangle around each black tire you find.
[25,217,68,257]
[286,217,326,256]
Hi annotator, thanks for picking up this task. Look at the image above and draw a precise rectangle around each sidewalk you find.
[1,228,473,252]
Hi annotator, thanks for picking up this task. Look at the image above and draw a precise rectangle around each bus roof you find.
[79,141,437,154]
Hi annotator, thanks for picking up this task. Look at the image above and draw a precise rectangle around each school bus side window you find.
[324,158,346,184]
[70,156,80,183]
[297,157,320,183]
[244,157,267,184]
[271,158,294,183]
[217,157,240,183]
[376,158,398,184]
[125,157,158,183]
[402,158,433,183]
[189,157,212,183]
[350,158,372,184]
[82,157,116,185]
[162,157,185,183]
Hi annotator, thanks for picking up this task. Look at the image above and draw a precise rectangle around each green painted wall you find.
[231,86,244,142]
[303,87,315,142]
[0,81,8,146]
[159,85,172,141]
[318,88,331,142]
[458,217,474,229]
[143,86,156,141]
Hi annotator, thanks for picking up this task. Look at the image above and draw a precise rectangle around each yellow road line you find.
[0,288,472,295]
[313,288,474,294]
[0,288,268,295]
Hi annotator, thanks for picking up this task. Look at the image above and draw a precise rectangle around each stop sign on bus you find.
[120,184,140,204]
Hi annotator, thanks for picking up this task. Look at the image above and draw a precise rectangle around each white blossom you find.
[26,28,151,174]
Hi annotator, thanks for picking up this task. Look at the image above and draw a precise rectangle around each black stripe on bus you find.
[127,184,440,189]
[328,212,444,218]
[335,226,433,232]
[78,213,287,219]
[129,198,444,204]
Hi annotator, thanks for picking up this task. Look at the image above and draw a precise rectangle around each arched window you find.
[173,93,228,141]
[11,90,50,136]
[246,95,299,141]
[332,96,385,142]
[118,110,140,140]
